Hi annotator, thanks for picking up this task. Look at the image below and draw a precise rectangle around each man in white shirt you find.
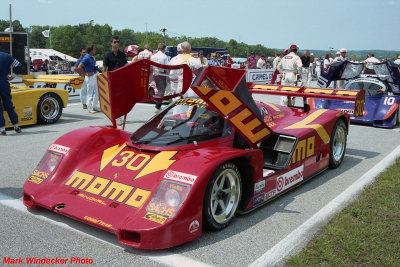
[277,44,302,105]
[151,43,169,112]
[169,41,202,97]
[138,44,153,59]
[394,56,400,65]
[270,51,281,84]
[257,55,267,69]
[364,53,380,69]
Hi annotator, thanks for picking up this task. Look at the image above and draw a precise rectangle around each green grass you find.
[286,159,400,267]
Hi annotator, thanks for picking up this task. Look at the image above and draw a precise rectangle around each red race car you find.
[23,60,365,249]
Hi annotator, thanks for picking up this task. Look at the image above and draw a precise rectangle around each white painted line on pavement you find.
[249,144,400,267]
[0,195,211,267]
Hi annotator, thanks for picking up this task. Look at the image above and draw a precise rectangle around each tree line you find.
[0,19,276,60]
[1,20,398,60]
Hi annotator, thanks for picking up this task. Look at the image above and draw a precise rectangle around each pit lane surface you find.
[1,97,399,266]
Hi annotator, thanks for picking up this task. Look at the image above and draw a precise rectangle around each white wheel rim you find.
[333,126,346,161]
[41,97,59,120]
[210,168,240,224]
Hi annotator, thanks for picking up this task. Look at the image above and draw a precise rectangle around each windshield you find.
[131,98,231,146]
[344,80,386,96]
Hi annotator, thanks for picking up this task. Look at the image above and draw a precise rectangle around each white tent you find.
[30,48,78,62]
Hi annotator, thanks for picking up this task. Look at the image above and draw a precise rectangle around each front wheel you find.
[203,162,242,231]
[37,93,63,124]
[329,119,347,168]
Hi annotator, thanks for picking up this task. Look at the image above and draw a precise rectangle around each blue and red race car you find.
[314,60,400,128]
[23,60,365,249]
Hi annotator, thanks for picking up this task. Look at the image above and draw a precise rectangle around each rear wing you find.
[249,84,365,117]
[96,59,193,127]
[22,75,84,89]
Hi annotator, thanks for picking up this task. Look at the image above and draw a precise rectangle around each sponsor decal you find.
[83,216,112,228]
[189,220,200,233]
[64,170,151,209]
[147,202,176,217]
[338,108,354,114]
[265,165,304,201]
[254,180,265,194]
[164,170,197,185]
[49,144,70,155]
[31,169,50,179]
[23,107,32,112]
[23,112,33,117]
[277,165,304,192]
[249,72,271,82]
[291,136,315,164]
[176,98,207,108]
[253,193,264,207]
[78,193,107,206]
[21,117,33,121]
[28,175,44,184]
[265,189,277,201]
[144,212,168,224]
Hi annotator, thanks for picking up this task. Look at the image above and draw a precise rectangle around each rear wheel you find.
[37,93,63,124]
[203,162,241,230]
[329,119,347,168]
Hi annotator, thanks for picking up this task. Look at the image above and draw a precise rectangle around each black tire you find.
[37,93,63,124]
[203,162,242,231]
[329,119,347,168]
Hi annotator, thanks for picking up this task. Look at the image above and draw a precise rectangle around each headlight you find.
[146,181,190,218]
[29,152,62,181]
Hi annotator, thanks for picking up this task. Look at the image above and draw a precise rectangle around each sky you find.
[2,0,400,51]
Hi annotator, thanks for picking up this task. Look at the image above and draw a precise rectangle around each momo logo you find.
[276,165,304,193]
[164,170,197,185]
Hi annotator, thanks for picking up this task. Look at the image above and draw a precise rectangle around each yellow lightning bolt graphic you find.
[135,151,178,180]
[284,109,331,144]
[100,143,127,172]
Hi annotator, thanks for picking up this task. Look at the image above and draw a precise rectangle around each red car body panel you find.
[23,60,365,249]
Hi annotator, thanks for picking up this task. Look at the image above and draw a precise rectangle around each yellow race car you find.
[4,83,69,128]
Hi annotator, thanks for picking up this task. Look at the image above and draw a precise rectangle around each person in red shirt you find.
[247,52,257,69]
[224,54,233,68]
